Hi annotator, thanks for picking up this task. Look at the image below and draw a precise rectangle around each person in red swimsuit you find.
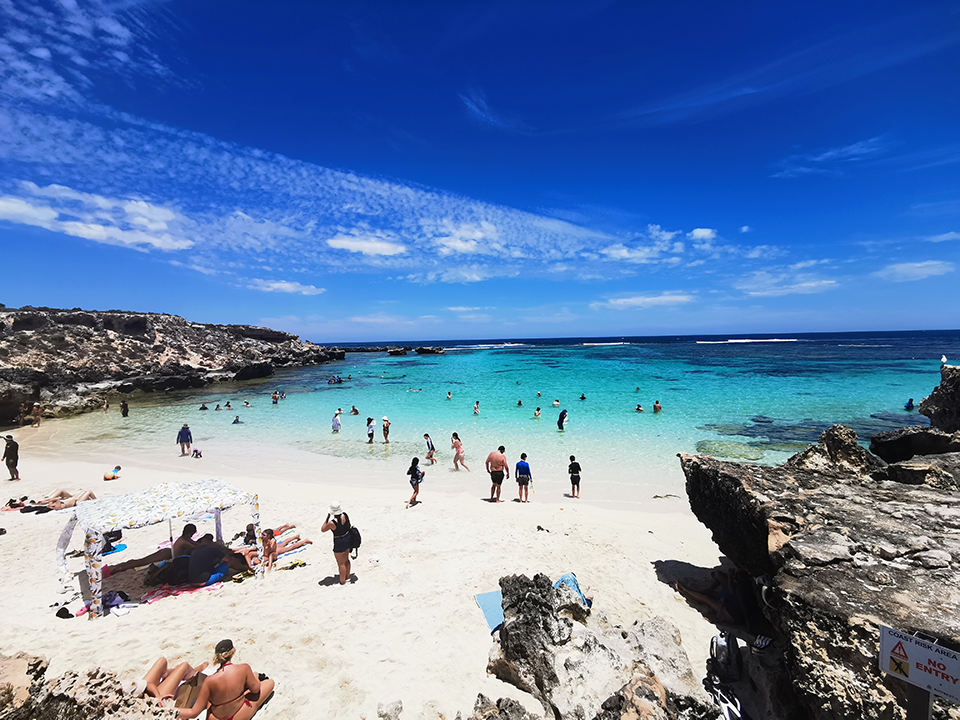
[177,639,274,720]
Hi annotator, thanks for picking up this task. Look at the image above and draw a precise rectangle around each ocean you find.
[45,330,959,505]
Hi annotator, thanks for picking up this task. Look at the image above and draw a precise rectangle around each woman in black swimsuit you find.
[321,502,352,585]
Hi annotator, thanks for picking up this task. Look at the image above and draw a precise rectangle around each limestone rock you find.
[869,425,960,463]
[920,364,960,432]
[871,457,958,489]
[0,306,345,423]
[377,699,403,720]
[488,573,712,720]
[468,694,540,720]
[679,421,960,720]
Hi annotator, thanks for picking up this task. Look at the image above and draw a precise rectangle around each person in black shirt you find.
[3,435,19,481]
[321,502,352,585]
[568,455,581,499]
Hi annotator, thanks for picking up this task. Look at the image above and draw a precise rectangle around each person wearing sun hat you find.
[177,424,193,456]
[381,416,391,444]
[321,501,353,585]
[176,639,275,720]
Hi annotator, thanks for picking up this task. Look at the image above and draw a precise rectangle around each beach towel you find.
[475,590,504,632]
[141,582,223,604]
[553,572,592,607]
[103,543,126,556]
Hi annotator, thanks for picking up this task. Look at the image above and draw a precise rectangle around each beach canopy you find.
[56,478,262,618]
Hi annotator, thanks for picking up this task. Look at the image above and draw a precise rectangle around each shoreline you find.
[0,435,721,719]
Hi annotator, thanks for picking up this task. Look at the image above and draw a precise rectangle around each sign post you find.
[879,626,960,719]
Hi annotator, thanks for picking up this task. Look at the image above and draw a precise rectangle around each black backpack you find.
[348,526,362,558]
[708,631,743,684]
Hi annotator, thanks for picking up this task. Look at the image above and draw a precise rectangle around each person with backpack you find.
[322,501,353,585]
[406,457,424,508]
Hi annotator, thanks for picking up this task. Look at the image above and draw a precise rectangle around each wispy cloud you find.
[740,226,751,233]
[874,261,954,282]
[611,7,960,127]
[926,231,960,242]
[459,88,529,132]
[772,137,886,178]
[248,279,326,296]
[735,271,838,297]
[589,292,694,311]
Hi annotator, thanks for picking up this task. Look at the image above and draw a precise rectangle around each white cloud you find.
[789,259,829,270]
[688,228,717,241]
[447,306,494,312]
[589,292,694,311]
[874,261,954,282]
[740,225,750,233]
[927,231,960,242]
[327,231,406,256]
[735,271,838,296]
[646,224,680,242]
[248,279,326,296]
[773,137,886,178]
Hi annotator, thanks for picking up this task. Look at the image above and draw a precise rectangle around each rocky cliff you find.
[0,306,344,423]
[677,369,960,720]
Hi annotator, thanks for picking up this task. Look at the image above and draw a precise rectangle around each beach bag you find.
[348,526,362,559]
[708,631,743,684]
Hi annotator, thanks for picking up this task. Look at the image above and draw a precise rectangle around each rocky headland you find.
[678,364,960,719]
[0,306,345,424]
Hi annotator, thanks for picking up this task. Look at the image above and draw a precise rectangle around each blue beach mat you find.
[554,572,591,607]
[103,543,127,556]
[475,590,504,633]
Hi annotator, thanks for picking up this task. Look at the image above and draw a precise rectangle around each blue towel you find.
[475,590,504,632]
[554,572,592,607]
[103,543,127,556]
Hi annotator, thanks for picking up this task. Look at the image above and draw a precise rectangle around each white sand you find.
[0,421,724,719]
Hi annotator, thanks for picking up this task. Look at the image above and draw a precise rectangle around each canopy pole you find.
[56,515,79,594]
[168,519,175,561]
[83,529,105,618]
[251,494,265,578]
[214,509,223,544]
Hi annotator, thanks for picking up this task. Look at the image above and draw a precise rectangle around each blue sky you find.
[1,0,959,342]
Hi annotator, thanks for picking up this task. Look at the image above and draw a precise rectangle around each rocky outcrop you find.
[920,364,960,432]
[0,306,345,423]
[0,652,165,719]
[870,425,960,463]
[487,573,713,720]
[679,424,960,720]
[415,346,445,355]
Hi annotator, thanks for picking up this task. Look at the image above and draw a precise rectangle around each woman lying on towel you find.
[35,489,97,510]
[239,527,313,570]
[121,657,208,705]
[177,639,274,720]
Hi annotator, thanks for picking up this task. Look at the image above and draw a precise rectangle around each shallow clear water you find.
[44,330,958,503]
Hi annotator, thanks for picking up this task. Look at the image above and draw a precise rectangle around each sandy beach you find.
[1,420,723,719]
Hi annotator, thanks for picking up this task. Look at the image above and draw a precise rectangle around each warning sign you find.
[880,626,960,704]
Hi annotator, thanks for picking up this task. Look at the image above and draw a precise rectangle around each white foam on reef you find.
[696,338,798,344]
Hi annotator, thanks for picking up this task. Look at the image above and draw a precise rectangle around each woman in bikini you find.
[177,639,274,720]
[451,432,470,472]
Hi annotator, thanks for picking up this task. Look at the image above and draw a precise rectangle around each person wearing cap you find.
[382,416,391,444]
[3,435,19,481]
[321,502,352,585]
[177,424,193,456]
[177,639,275,720]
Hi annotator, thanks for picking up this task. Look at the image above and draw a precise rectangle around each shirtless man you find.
[108,524,200,575]
[177,639,274,720]
[485,445,509,503]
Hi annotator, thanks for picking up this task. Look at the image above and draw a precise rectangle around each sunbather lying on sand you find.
[36,489,97,510]
[177,639,274,720]
[122,657,208,705]
[107,524,201,576]
[239,527,312,570]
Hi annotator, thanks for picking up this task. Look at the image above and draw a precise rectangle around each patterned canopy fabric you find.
[73,478,255,533]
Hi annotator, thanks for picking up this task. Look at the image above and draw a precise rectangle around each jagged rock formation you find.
[0,651,165,719]
[415,347,445,355]
[921,364,960,432]
[486,573,714,720]
[0,306,344,423]
[679,423,960,720]
[870,425,960,463]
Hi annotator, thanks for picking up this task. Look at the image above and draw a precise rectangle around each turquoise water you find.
[45,330,958,503]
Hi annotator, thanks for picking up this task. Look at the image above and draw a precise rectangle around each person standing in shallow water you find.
[332,409,341,433]
[177,424,192,456]
[366,417,375,444]
[382,416,391,443]
[120,400,129,417]
[451,432,470,471]
[653,401,662,412]
[424,433,436,464]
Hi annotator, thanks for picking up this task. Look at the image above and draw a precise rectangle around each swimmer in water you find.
[904,398,915,411]
[534,407,541,418]
[474,401,480,415]
[552,399,560,407]
[636,404,644,412]
[653,400,662,412]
